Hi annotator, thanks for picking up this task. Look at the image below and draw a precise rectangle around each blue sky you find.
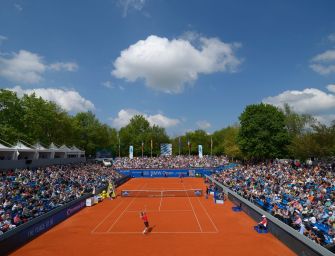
[1,0,335,136]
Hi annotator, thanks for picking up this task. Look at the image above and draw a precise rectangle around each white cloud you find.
[196,120,211,130]
[48,62,78,72]
[310,64,335,75]
[14,3,23,11]
[118,0,146,17]
[0,35,7,45]
[0,50,46,83]
[8,86,95,113]
[328,33,335,42]
[327,84,335,93]
[263,87,335,124]
[110,109,180,129]
[102,80,115,89]
[314,114,335,125]
[310,50,335,75]
[0,50,78,84]
[312,50,335,62]
[112,34,242,94]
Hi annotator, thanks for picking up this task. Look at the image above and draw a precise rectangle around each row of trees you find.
[1,89,334,160]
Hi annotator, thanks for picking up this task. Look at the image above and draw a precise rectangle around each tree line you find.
[0,89,334,160]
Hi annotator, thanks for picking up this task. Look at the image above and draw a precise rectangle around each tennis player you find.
[179,173,183,183]
[140,211,149,234]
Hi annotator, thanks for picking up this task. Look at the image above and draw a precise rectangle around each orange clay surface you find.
[12,178,296,256]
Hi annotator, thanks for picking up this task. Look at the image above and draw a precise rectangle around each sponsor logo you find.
[122,191,129,196]
[66,201,85,216]
[194,190,202,196]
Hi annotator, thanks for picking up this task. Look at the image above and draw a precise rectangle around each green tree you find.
[119,115,169,157]
[0,90,25,144]
[73,112,117,156]
[238,103,289,160]
[222,126,241,160]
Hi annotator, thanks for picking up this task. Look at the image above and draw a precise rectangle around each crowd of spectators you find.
[0,163,123,235]
[212,160,335,249]
[112,155,229,169]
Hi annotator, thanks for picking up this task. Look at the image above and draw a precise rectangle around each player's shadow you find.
[147,225,156,234]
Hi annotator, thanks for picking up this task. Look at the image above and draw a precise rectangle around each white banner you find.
[198,145,203,158]
[160,144,172,156]
[129,145,133,159]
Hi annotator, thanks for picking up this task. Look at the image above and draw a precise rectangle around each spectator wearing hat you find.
[256,215,268,231]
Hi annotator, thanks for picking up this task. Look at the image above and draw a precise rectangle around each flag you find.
[198,145,203,158]
[129,145,133,159]
[150,139,153,150]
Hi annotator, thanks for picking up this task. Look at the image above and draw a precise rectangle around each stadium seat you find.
[232,206,242,212]
[254,226,268,234]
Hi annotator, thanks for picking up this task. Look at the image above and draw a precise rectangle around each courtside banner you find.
[129,145,133,159]
[117,169,214,177]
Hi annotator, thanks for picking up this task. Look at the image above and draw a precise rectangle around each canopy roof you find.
[70,146,84,153]
[33,143,52,152]
[11,142,34,151]
[0,143,15,151]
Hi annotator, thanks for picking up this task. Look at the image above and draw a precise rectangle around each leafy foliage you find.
[238,103,290,160]
[1,89,334,160]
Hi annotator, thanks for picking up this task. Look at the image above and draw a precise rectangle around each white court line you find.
[92,231,218,234]
[91,200,124,233]
[182,183,203,232]
[127,210,192,213]
[107,183,146,232]
[196,197,219,232]
[158,185,163,211]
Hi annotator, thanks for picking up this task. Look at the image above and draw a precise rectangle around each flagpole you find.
[150,139,153,158]
[142,142,144,158]
[118,133,121,158]
[210,136,213,156]
[178,137,181,156]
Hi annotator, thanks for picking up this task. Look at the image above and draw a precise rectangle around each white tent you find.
[0,143,16,160]
[70,146,85,158]
[33,143,52,159]
[11,141,36,160]
[49,143,65,159]
[59,145,77,158]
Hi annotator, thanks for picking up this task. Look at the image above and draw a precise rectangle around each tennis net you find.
[120,189,203,197]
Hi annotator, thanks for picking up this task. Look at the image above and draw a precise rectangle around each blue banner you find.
[118,168,213,178]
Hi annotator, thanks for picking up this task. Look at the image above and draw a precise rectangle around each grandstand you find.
[2,157,335,255]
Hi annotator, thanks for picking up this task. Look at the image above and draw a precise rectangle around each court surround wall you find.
[0,175,130,255]
[206,175,334,256]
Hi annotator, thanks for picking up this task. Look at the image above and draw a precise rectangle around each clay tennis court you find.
[12,178,296,256]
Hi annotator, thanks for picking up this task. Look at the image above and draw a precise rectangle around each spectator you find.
[0,163,124,235]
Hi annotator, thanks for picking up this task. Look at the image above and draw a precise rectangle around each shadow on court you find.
[146,225,156,234]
